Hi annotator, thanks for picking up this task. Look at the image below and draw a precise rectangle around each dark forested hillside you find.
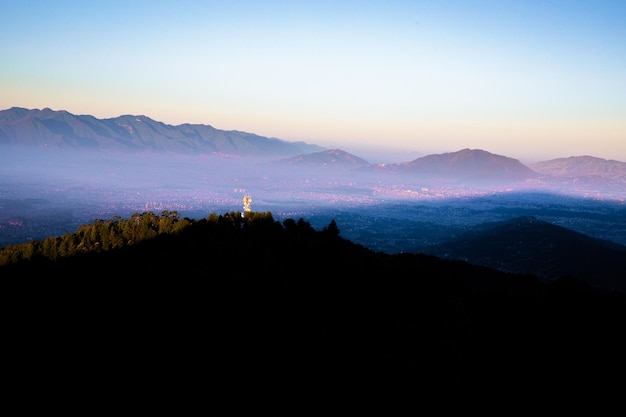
[425,216,626,293]
[3,211,626,401]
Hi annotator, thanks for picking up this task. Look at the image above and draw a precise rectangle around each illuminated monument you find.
[242,194,252,217]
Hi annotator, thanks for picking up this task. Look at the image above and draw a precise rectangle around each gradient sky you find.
[2,0,625,163]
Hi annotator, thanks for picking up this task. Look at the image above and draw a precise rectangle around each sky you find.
[1,0,625,163]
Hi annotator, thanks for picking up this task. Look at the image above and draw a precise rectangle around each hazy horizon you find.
[2,1,625,162]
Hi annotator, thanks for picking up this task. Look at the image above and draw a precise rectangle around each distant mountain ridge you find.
[529,155,626,183]
[399,148,538,180]
[279,149,371,167]
[0,107,324,157]
[3,107,625,185]
[357,148,539,182]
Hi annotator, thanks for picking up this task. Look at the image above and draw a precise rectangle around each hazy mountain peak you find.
[529,155,626,182]
[392,148,539,181]
[279,148,370,167]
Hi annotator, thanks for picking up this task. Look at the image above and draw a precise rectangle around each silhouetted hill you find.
[425,216,626,293]
[3,211,626,397]
[0,107,324,157]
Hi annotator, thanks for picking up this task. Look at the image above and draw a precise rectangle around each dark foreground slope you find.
[3,212,626,402]
[426,216,626,292]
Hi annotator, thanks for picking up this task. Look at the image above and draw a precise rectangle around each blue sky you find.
[1,0,625,162]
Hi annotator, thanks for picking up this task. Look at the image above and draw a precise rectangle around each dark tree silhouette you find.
[322,219,340,237]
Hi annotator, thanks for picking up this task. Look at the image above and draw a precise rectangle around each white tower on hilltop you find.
[242,194,252,216]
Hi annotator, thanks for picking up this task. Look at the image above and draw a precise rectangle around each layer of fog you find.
[2,147,625,251]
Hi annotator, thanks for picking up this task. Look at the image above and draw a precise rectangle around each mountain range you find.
[4,105,626,194]
[3,107,626,187]
[0,107,324,157]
